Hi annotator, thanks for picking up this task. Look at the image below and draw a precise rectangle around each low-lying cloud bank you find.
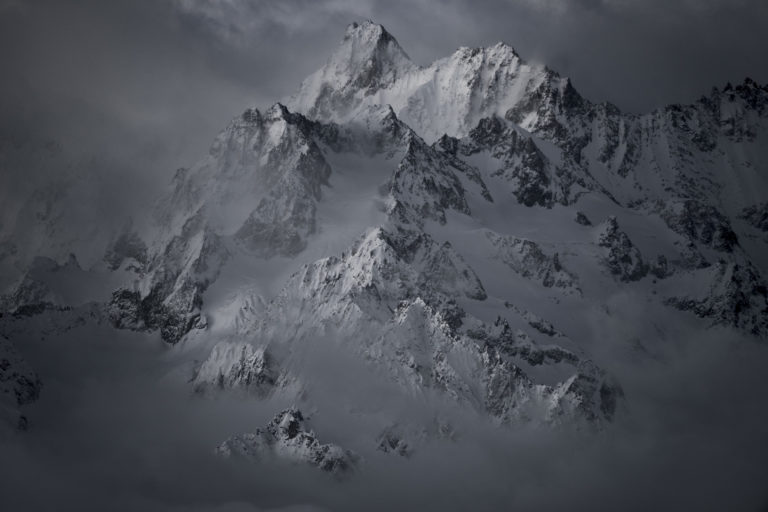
[1,316,767,511]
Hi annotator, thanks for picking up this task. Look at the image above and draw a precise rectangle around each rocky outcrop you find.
[597,216,648,282]
[666,262,768,337]
[464,118,559,207]
[231,109,332,258]
[740,202,768,232]
[216,408,358,475]
[108,215,227,344]
[660,200,739,252]
[157,103,333,260]
[486,231,580,294]
[193,342,278,395]
[575,211,592,226]
[390,138,478,223]
[438,116,598,208]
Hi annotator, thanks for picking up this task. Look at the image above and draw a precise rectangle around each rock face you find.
[107,217,227,344]
[216,408,358,475]
[661,200,739,253]
[666,262,768,336]
[740,202,768,233]
[104,103,343,343]
[575,211,592,226]
[440,116,594,208]
[193,342,278,395]
[486,231,580,294]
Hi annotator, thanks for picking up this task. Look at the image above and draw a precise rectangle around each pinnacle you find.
[344,19,388,40]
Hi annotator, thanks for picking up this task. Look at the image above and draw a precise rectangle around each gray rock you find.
[216,408,359,475]
[597,216,648,282]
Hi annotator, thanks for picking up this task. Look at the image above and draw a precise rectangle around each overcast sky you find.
[1,0,767,174]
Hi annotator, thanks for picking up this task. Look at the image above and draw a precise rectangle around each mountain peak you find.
[343,19,390,42]
[341,21,409,59]
[447,41,524,71]
[331,20,414,84]
[304,20,415,91]
[286,20,416,122]
[265,102,290,121]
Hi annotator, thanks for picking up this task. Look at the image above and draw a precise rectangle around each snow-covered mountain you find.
[216,407,359,475]
[1,19,766,466]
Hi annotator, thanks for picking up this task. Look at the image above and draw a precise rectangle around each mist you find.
[2,304,767,511]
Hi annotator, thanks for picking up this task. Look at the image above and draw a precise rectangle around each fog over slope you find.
[3,315,768,510]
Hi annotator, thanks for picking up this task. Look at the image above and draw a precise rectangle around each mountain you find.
[1,21,767,460]
[288,20,569,144]
[216,407,359,475]
[0,334,41,431]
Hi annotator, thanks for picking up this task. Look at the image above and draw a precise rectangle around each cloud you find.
[2,306,768,511]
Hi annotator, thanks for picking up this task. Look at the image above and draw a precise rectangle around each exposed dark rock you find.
[486,231,580,294]
[103,222,148,271]
[575,211,592,226]
[216,408,359,475]
[661,200,739,252]
[650,255,670,279]
[666,262,768,338]
[193,342,278,396]
[740,202,768,232]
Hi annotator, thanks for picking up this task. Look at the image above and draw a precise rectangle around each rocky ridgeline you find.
[216,408,358,475]
[597,216,648,282]
[0,335,42,431]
